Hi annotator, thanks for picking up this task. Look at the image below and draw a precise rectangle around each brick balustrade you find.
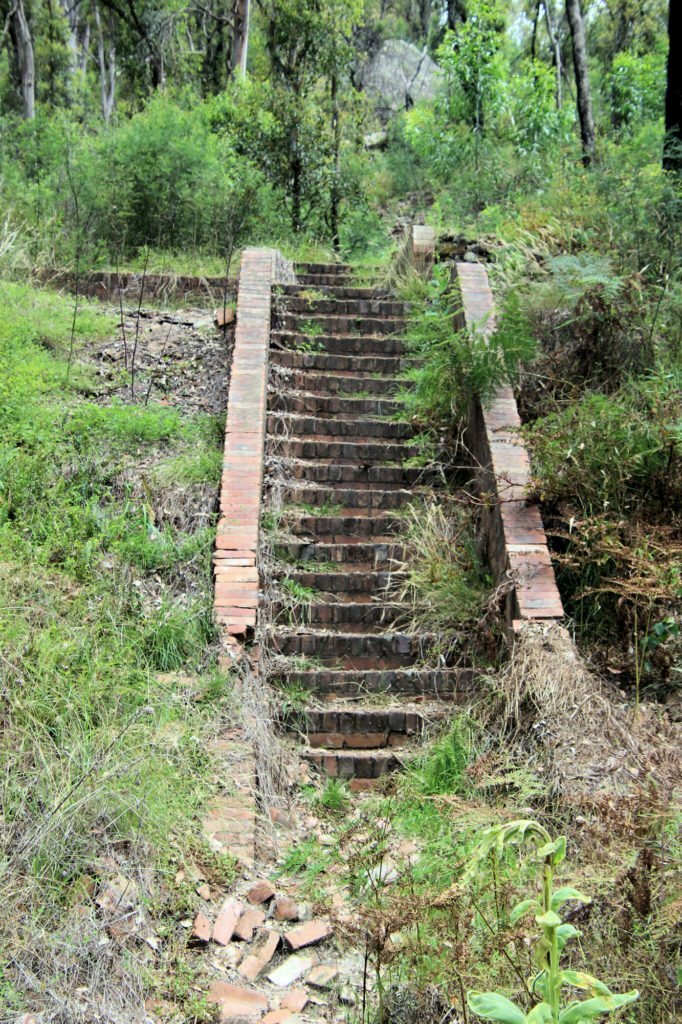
[213,248,283,645]
[455,262,563,625]
[408,229,563,627]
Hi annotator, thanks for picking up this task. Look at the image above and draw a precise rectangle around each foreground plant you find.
[464,820,639,1024]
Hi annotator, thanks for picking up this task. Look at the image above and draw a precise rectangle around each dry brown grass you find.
[484,621,681,797]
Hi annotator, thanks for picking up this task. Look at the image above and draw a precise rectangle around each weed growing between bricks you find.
[0,281,239,1019]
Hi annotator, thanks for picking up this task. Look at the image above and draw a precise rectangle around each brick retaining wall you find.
[38,268,238,305]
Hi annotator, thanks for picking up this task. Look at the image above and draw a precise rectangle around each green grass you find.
[0,279,233,1011]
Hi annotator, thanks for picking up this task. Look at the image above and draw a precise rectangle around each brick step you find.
[277,313,406,336]
[277,667,476,699]
[268,392,402,418]
[271,331,407,357]
[294,262,353,275]
[267,437,419,463]
[275,541,405,565]
[282,296,407,317]
[287,514,400,539]
[272,601,406,629]
[288,706,427,749]
[267,414,414,440]
[271,630,426,666]
[285,485,415,510]
[278,371,404,396]
[302,747,408,780]
[296,273,354,286]
[278,284,393,300]
[279,568,400,594]
[270,350,413,375]
[279,461,433,487]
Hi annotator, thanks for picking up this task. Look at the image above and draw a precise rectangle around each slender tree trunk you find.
[94,4,116,123]
[530,0,540,60]
[566,0,595,164]
[231,0,249,76]
[330,72,341,252]
[10,0,35,119]
[447,0,466,30]
[663,0,681,172]
[543,1,562,109]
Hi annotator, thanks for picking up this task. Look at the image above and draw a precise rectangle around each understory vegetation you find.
[0,281,234,1016]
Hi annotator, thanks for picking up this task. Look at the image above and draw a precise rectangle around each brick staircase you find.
[264,262,475,787]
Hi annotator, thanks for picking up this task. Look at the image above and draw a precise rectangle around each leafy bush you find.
[402,264,536,426]
[526,372,682,513]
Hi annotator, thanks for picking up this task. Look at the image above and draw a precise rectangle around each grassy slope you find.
[0,280,233,1017]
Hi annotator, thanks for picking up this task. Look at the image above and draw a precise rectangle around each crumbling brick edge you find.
[413,229,564,630]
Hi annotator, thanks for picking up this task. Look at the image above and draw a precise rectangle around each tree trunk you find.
[543,1,562,109]
[10,0,35,119]
[94,4,116,123]
[447,0,466,30]
[330,72,340,251]
[663,0,681,171]
[566,0,595,164]
[231,0,249,76]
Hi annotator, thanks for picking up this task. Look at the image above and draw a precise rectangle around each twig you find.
[64,149,81,384]
[130,247,149,400]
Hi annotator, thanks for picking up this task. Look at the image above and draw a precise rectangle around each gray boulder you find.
[360,39,442,120]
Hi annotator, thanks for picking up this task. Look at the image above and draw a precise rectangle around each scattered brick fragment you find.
[307,963,338,988]
[273,895,299,922]
[280,990,308,1012]
[234,906,266,941]
[252,928,280,963]
[213,898,243,945]
[207,981,267,1022]
[191,912,212,943]
[238,954,265,981]
[267,954,315,987]
[284,919,332,950]
[262,1012,293,1024]
[246,880,276,905]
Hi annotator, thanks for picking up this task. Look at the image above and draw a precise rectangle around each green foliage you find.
[465,820,639,1024]
[409,718,472,796]
[526,372,682,514]
[608,51,666,132]
[403,264,536,426]
[0,281,230,1005]
[392,501,490,633]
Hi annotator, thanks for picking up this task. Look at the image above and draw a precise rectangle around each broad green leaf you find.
[561,970,611,996]
[468,991,527,1024]
[551,887,591,911]
[559,991,639,1023]
[536,841,560,859]
[536,910,562,928]
[554,836,567,864]
[556,923,581,951]
[510,899,540,924]
[533,937,551,970]
[527,1005,553,1024]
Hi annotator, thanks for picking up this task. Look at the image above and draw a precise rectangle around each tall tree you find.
[566,0,595,163]
[663,0,681,171]
[8,0,35,117]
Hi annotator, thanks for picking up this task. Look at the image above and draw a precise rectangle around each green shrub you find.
[526,372,682,513]
[402,265,536,426]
